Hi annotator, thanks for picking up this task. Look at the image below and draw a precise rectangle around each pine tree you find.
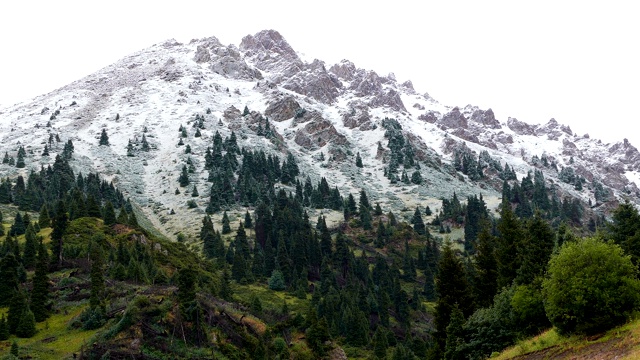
[103,201,117,226]
[89,237,105,309]
[178,165,190,187]
[221,211,231,234]
[244,210,253,229]
[23,223,38,269]
[51,200,68,269]
[31,241,50,322]
[355,152,363,168]
[412,207,426,235]
[141,134,150,151]
[495,204,523,289]
[434,242,473,351]
[0,315,9,340]
[8,289,27,334]
[99,128,110,146]
[473,221,498,308]
[443,305,465,360]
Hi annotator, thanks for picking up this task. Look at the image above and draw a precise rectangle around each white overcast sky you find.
[1,1,638,146]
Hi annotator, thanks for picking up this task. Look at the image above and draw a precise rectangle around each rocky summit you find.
[1,29,639,239]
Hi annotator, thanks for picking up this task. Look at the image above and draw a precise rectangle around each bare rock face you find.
[342,101,373,130]
[264,95,302,122]
[369,88,407,112]
[282,60,342,104]
[329,60,357,81]
[193,45,211,63]
[294,117,347,150]
[469,108,501,129]
[419,111,439,124]
[507,117,535,136]
[439,107,468,130]
[239,29,303,74]
[562,138,579,157]
[223,105,242,122]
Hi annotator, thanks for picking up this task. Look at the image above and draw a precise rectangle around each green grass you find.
[491,317,640,360]
[0,305,99,360]
[233,283,310,315]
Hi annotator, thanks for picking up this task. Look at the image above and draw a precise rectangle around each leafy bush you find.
[543,237,640,335]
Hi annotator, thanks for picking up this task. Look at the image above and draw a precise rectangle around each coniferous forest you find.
[2,131,640,360]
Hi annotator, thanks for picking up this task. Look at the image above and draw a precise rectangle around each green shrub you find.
[543,237,640,335]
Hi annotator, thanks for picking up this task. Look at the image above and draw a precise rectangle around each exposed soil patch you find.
[512,336,633,360]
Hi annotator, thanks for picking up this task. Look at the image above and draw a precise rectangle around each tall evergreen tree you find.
[495,204,523,289]
[434,242,473,351]
[22,223,38,269]
[30,241,50,322]
[89,237,105,309]
[38,204,51,228]
[51,200,69,269]
[473,220,498,308]
[412,207,426,235]
[99,128,110,146]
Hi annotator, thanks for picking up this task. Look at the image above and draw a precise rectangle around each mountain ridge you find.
[1,29,638,238]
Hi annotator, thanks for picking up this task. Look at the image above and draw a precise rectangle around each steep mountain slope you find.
[1,29,639,238]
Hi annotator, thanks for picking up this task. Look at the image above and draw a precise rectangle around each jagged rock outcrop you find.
[342,100,373,130]
[265,95,302,122]
[294,117,347,150]
[439,107,468,130]
[507,117,535,136]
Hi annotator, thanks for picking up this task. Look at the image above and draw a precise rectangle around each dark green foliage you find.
[16,146,26,168]
[444,305,465,360]
[178,165,189,187]
[372,326,389,359]
[355,152,363,168]
[89,236,106,309]
[495,205,523,289]
[473,221,498,308]
[412,207,426,235]
[221,211,231,234]
[0,315,8,340]
[31,241,50,322]
[543,237,640,335]
[268,270,286,290]
[434,242,473,349]
[609,201,640,265]
[51,200,69,269]
[103,201,117,226]
[39,204,51,228]
[22,223,38,268]
[8,289,27,334]
[16,306,37,338]
[516,213,555,285]
[99,128,109,146]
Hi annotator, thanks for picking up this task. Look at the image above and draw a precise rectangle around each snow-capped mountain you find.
[1,29,638,238]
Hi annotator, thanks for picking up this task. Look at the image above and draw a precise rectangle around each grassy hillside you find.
[492,318,640,360]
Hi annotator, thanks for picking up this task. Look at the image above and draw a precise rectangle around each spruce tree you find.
[473,221,498,308]
[0,315,9,340]
[8,289,27,334]
[23,223,38,269]
[495,204,524,289]
[39,204,51,228]
[355,152,363,168]
[99,128,110,146]
[89,237,105,309]
[221,211,231,234]
[434,242,473,351]
[412,207,426,235]
[103,201,117,226]
[178,165,190,187]
[31,241,50,322]
[51,200,69,269]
